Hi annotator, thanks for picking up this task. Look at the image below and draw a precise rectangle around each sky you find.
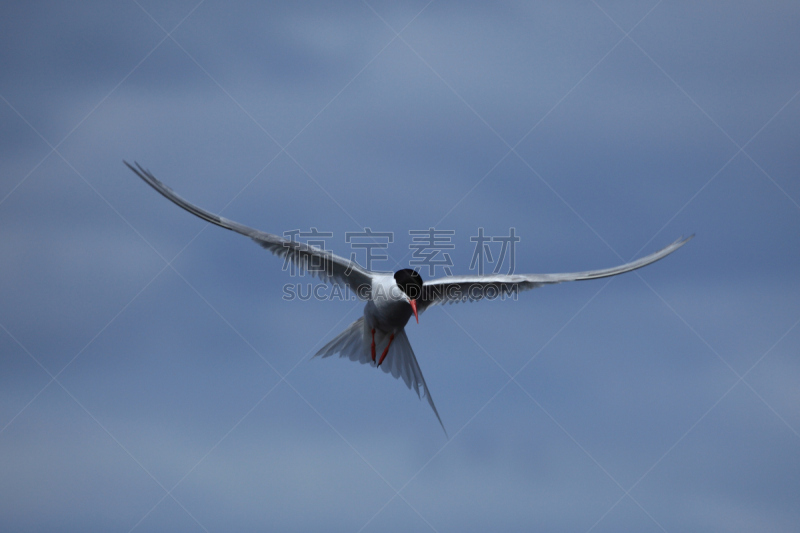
[1,1,799,531]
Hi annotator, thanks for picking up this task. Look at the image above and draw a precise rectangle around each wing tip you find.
[665,233,695,254]
[123,160,167,191]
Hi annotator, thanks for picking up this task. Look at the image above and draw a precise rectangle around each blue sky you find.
[1,1,799,531]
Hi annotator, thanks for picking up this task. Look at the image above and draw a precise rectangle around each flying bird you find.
[126,161,692,433]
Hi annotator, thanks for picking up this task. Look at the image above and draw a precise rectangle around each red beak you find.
[410,299,419,324]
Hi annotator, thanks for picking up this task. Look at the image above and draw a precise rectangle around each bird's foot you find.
[371,329,376,363]
[377,334,395,367]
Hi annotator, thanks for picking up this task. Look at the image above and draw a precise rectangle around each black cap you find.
[394,269,423,300]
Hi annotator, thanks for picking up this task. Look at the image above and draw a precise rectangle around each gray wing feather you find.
[419,236,692,311]
[125,161,374,298]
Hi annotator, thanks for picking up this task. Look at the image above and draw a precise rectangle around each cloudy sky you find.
[1,1,799,531]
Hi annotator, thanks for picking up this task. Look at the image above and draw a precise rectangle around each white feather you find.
[315,318,445,433]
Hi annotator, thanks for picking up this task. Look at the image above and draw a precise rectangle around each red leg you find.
[371,329,376,363]
[377,334,395,367]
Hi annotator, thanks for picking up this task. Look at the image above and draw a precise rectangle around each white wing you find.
[418,236,692,311]
[126,161,375,299]
[315,318,446,434]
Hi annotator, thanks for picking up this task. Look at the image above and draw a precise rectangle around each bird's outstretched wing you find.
[125,161,375,299]
[418,236,692,312]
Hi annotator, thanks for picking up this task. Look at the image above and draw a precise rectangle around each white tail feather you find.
[315,318,446,434]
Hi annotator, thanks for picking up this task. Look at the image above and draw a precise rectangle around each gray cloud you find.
[1,1,798,531]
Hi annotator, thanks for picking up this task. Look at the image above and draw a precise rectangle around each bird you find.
[125,161,692,433]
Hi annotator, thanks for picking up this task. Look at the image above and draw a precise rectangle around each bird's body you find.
[126,161,692,433]
[365,275,414,333]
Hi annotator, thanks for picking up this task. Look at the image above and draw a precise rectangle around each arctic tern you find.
[126,161,691,432]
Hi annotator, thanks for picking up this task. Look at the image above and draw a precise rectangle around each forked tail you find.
[315,318,446,434]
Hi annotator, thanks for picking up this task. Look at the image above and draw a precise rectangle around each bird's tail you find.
[314,318,446,434]
[314,317,371,365]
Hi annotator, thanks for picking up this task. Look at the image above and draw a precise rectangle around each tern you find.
[126,161,692,433]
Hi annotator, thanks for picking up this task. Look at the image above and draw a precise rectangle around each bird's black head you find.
[394,269,423,300]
